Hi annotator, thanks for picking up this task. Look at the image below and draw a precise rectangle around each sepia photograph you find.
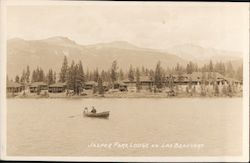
[0,0,249,162]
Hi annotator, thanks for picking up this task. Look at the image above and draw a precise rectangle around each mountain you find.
[166,44,243,66]
[7,37,187,78]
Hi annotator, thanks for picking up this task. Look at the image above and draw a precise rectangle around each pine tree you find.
[128,64,134,82]
[226,61,235,78]
[39,68,45,82]
[97,77,104,95]
[67,61,75,91]
[175,63,184,83]
[154,61,163,89]
[59,56,68,83]
[186,61,194,74]
[119,69,124,81]
[135,67,141,92]
[93,68,99,82]
[78,60,85,83]
[209,60,213,72]
[149,69,154,81]
[74,64,82,95]
[48,69,54,85]
[141,66,146,76]
[15,75,20,83]
[31,70,36,82]
[53,72,56,83]
[26,65,30,83]
[86,68,90,81]
[20,70,26,83]
[111,60,118,84]
[236,65,243,81]
[100,70,106,82]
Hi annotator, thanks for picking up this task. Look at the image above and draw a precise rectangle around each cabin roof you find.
[224,77,240,83]
[140,76,153,82]
[85,81,97,85]
[49,82,66,87]
[30,82,47,87]
[118,81,127,86]
[123,76,152,83]
[102,82,109,86]
[179,72,226,82]
[7,81,23,88]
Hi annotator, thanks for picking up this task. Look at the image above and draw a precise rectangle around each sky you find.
[6,2,249,53]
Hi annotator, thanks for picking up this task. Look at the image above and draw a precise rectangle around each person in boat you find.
[91,106,97,113]
[83,107,88,114]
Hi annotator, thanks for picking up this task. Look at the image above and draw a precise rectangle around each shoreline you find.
[7,92,243,99]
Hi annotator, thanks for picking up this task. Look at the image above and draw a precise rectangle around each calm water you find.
[7,98,242,156]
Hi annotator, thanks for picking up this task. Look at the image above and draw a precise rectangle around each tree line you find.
[9,56,243,93]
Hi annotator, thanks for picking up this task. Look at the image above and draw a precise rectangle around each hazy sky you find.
[6,2,249,52]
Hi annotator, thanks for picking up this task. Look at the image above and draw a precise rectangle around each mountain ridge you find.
[7,37,242,79]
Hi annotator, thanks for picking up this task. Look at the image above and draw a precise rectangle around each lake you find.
[7,98,242,156]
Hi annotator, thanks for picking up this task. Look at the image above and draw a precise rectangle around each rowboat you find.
[83,111,110,118]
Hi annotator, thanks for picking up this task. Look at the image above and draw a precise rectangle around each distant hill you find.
[7,37,187,78]
[166,44,243,66]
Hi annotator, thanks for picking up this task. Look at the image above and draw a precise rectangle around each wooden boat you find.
[83,111,110,118]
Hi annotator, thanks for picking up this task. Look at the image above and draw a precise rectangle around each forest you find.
[8,56,243,95]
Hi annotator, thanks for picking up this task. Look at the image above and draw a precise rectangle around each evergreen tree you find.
[59,56,68,83]
[74,64,82,95]
[26,65,30,83]
[154,61,163,89]
[100,70,106,82]
[53,72,56,83]
[128,64,135,82]
[149,69,154,81]
[226,61,235,78]
[236,65,243,81]
[221,62,226,76]
[141,66,146,76]
[67,61,75,91]
[31,70,36,82]
[186,61,194,74]
[46,69,54,85]
[78,60,85,83]
[93,68,99,82]
[15,75,20,83]
[111,60,118,84]
[20,70,26,83]
[38,68,45,82]
[86,68,90,81]
[119,69,124,81]
[175,63,184,83]
[209,60,213,72]
[97,77,104,95]
[135,67,141,92]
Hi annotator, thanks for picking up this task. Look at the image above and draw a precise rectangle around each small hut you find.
[140,76,154,90]
[118,82,128,91]
[29,82,48,93]
[84,81,97,90]
[48,82,67,93]
[7,81,24,93]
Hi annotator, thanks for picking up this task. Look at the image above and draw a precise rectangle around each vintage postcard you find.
[0,0,249,162]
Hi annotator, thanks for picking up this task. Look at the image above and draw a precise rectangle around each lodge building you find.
[29,82,48,93]
[7,81,24,93]
[48,82,67,93]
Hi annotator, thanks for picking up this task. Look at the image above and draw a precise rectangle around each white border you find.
[0,0,249,162]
